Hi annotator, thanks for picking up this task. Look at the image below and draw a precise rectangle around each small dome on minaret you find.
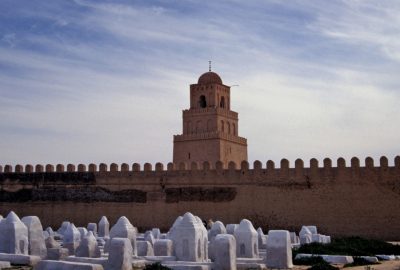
[197,71,223,85]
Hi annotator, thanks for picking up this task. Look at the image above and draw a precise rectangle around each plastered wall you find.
[1,156,399,240]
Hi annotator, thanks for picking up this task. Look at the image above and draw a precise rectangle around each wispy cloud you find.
[0,0,399,166]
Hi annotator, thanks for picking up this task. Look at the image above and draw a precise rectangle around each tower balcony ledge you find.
[173,131,247,145]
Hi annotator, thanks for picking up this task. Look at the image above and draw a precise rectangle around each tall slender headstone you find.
[21,216,47,258]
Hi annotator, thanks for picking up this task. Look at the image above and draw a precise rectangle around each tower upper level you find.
[190,71,231,110]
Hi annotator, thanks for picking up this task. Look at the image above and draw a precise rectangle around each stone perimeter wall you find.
[1,156,400,240]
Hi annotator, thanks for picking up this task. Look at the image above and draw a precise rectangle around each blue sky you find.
[0,0,399,167]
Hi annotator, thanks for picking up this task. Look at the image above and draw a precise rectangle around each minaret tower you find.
[173,66,248,168]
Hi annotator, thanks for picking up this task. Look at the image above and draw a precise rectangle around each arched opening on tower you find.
[199,95,207,108]
[220,96,225,108]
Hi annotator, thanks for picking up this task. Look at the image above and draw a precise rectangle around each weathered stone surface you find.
[75,232,101,258]
[98,216,109,238]
[58,221,70,235]
[107,216,137,256]
[45,236,60,249]
[46,248,69,260]
[35,260,104,270]
[0,253,41,266]
[21,216,47,258]
[168,212,208,262]
[152,228,161,239]
[137,241,154,256]
[63,223,81,254]
[234,219,258,258]
[154,239,173,256]
[78,227,88,240]
[107,238,133,270]
[226,224,238,235]
[0,261,11,269]
[208,221,226,241]
[144,231,155,246]
[87,223,97,236]
[0,211,28,255]
[256,228,267,249]
[213,234,236,270]
[266,230,293,269]
[166,187,236,203]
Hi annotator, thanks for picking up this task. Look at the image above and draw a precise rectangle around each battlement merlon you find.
[1,156,399,174]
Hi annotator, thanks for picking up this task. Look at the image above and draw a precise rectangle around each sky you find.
[0,0,399,167]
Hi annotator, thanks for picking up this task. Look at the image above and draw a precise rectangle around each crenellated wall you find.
[1,156,400,240]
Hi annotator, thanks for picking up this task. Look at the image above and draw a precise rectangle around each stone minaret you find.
[173,70,248,168]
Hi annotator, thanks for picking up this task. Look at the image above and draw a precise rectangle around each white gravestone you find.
[21,216,47,258]
[214,234,237,270]
[266,230,293,269]
[234,219,258,258]
[0,211,29,255]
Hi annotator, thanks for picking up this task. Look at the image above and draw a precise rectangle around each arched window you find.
[227,122,231,134]
[199,95,207,108]
[233,123,236,135]
[221,120,224,133]
[220,96,225,108]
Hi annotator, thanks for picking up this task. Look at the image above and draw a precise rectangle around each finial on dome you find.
[209,60,211,72]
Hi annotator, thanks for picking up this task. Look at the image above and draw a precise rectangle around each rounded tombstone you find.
[25,164,33,173]
[234,219,258,258]
[78,164,86,172]
[56,164,65,172]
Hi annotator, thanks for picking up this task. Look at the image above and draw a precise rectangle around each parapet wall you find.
[1,156,399,174]
[1,156,400,240]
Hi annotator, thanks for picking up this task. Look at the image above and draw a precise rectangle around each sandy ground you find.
[292,260,400,270]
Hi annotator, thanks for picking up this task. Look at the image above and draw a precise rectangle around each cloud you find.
[0,1,399,166]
